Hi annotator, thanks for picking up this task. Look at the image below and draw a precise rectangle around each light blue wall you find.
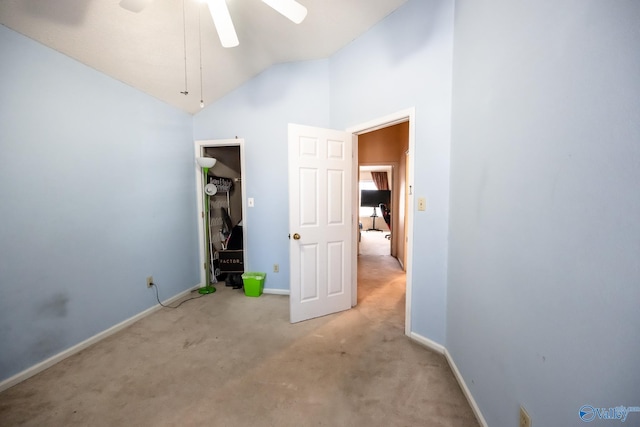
[0,26,198,381]
[193,60,331,289]
[330,0,455,344]
[448,1,640,426]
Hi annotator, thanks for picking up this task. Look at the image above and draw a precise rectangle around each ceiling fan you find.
[119,0,308,48]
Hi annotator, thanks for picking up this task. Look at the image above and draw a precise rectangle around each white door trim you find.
[194,139,248,286]
[347,107,416,337]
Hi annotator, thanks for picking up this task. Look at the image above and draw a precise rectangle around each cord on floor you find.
[151,281,204,309]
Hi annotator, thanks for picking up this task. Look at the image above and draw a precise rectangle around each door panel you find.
[299,168,318,226]
[327,242,344,296]
[300,243,319,302]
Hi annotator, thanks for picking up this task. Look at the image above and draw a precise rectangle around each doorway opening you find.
[194,139,248,289]
[357,129,407,304]
[348,108,415,336]
[358,165,393,252]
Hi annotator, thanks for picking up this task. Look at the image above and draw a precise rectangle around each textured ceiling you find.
[0,0,407,114]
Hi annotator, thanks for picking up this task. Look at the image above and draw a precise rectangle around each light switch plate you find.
[248,198,254,207]
[418,197,426,211]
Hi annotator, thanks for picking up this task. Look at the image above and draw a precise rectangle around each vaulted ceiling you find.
[0,0,408,114]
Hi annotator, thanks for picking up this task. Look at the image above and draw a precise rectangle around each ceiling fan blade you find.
[262,0,307,24]
[205,0,239,48]
[119,0,154,13]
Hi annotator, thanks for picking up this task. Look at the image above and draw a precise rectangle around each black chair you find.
[379,203,391,240]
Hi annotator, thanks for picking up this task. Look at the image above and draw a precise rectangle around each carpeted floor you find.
[359,228,391,257]
[0,241,479,427]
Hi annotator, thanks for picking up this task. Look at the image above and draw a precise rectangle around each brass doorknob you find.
[293,233,301,240]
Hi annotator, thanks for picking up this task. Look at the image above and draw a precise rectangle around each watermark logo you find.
[579,405,640,423]
[580,406,596,422]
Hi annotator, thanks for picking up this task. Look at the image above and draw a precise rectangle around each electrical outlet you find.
[273,264,279,273]
[146,276,153,288]
[519,406,531,427]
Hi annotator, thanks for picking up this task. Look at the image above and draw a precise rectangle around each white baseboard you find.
[0,284,201,393]
[444,348,489,427]
[263,288,290,295]
[409,331,445,354]
[409,332,487,427]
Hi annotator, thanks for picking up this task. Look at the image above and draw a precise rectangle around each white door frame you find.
[347,107,415,337]
[194,139,248,286]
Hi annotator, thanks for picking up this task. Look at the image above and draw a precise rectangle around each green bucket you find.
[241,272,266,297]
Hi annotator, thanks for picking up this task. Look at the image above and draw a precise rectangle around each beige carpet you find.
[0,249,479,427]
[359,229,391,257]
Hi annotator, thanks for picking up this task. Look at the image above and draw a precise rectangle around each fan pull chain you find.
[199,4,204,108]
[180,0,188,95]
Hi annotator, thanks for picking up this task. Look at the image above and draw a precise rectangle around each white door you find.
[289,124,354,323]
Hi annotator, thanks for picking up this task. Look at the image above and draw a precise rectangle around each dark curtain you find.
[371,171,389,190]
